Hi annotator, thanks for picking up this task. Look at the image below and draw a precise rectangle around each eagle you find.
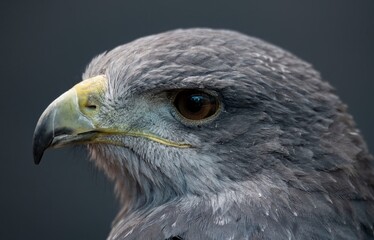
[33,29,374,239]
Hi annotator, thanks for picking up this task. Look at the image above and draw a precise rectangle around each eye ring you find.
[172,89,221,124]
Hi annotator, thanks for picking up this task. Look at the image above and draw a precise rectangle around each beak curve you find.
[32,75,107,164]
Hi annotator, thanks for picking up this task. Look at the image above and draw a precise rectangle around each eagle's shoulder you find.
[109,185,374,240]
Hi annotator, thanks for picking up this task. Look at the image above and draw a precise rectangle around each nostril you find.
[86,104,97,110]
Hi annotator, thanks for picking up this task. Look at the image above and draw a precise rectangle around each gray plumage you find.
[34,28,374,239]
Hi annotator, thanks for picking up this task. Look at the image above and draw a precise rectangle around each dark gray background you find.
[1,0,373,239]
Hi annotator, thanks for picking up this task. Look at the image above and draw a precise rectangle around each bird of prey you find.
[33,29,374,239]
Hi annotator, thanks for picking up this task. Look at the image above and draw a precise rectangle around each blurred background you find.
[1,0,373,239]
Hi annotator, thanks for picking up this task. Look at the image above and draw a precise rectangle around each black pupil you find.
[188,95,204,113]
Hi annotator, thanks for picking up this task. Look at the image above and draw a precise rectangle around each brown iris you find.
[173,90,219,121]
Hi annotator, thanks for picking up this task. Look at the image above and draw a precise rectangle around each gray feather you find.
[81,29,374,239]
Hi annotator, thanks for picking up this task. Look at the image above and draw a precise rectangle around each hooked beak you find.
[32,75,107,164]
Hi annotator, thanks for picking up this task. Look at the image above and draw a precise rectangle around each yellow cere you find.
[73,75,108,118]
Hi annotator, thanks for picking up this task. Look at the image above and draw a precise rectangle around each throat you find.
[115,169,180,211]
[88,144,182,214]
[111,169,184,227]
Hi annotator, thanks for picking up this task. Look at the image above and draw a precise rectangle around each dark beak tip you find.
[32,139,45,165]
[33,151,43,165]
[32,125,52,165]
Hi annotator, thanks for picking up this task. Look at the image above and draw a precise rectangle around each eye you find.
[173,90,220,121]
